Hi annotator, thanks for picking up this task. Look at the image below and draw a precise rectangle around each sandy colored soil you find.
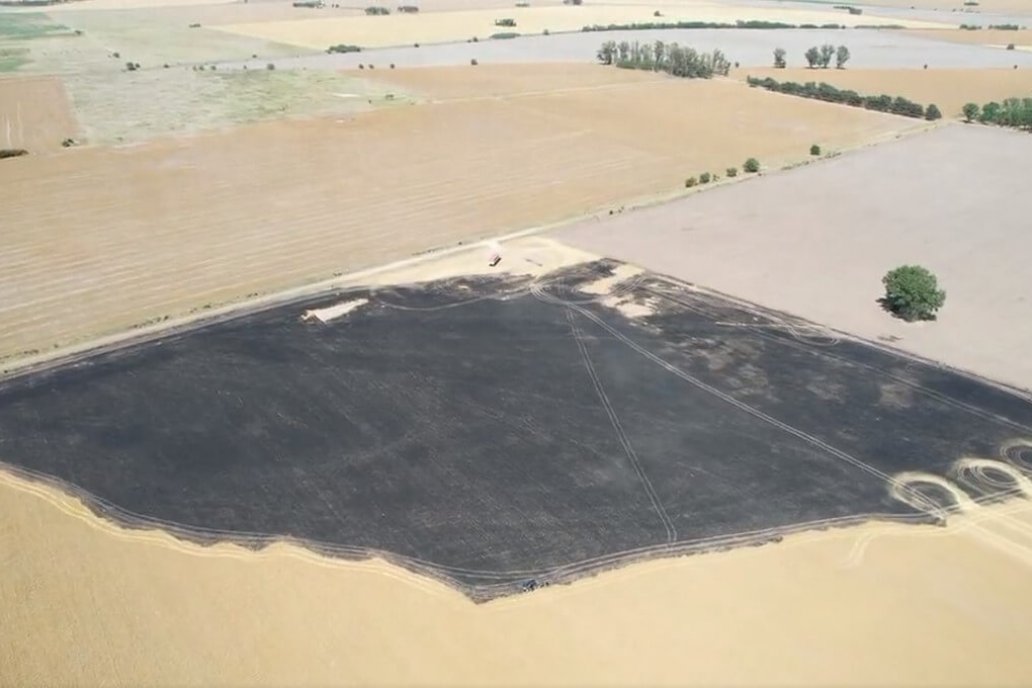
[558,123,1032,393]
[905,28,1032,47]
[0,75,78,151]
[213,5,945,50]
[740,67,1032,117]
[365,60,664,99]
[0,66,924,366]
[3,448,1032,685]
[856,0,1032,13]
[42,0,236,11]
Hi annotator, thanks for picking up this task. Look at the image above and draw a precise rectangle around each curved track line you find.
[531,282,935,512]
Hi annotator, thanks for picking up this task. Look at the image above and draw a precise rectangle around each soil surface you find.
[1,262,1029,598]
[557,124,1032,392]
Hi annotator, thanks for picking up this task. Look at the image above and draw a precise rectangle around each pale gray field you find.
[222,27,1032,70]
[556,123,1032,393]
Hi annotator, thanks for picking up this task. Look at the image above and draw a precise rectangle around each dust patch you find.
[878,381,915,409]
[807,376,845,402]
[579,264,644,296]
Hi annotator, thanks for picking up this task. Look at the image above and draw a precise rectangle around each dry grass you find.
[3,467,1032,687]
[212,5,944,50]
[740,67,1032,118]
[0,76,78,152]
[0,66,924,364]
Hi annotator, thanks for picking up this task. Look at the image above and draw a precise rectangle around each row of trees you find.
[746,76,942,120]
[773,45,849,69]
[597,40,731,77]
[583,19,852,31]
[962,98,1032,130]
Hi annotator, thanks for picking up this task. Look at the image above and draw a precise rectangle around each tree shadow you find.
[877,297,938,323]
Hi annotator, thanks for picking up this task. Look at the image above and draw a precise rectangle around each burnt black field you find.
[2,261,1031,600]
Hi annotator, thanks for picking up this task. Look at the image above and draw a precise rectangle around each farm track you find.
[0,73,921,363]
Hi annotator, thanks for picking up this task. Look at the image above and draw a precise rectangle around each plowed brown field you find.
[0,67,925,365]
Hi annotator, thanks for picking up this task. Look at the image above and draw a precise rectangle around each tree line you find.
[963,99,1032,130]
[582,19,841,31]
[773,45,849,68]
[597,40,731,78]
[747,76,942,120]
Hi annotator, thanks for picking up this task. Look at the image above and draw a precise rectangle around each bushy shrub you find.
[726,167,737,177]
[494,17,517,26]
[365,6,389,14]
[881,265,946,321]
[0,149,29,159]
[1007,43,1015,50]
[743,157,760,173]
[470,58,478,65]
[685,176,697,188]
[267,62,276,70]
[491,32,520,39]
[925,103,942,120]
[328,44,362,53]
[810,143,821,155]
[699,172,711,184]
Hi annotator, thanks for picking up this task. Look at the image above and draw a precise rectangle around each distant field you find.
[846,0,1032,13]
[0,67,924,363]
[557,124,1032,392]
[904,28,1032,47]
[66,68,399,145]
[212,5,944,50]
[740,67,1032,117]
[0,75,78,150]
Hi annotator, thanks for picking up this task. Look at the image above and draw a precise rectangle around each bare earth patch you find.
[740,67,1032,118]
[0,71,923,364]
[0,75,78,152]
[557,123,1032,392]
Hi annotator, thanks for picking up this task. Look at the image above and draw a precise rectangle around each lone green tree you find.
[925,103,942,120]
[881,265,946,321]
[743,157,760,173]
[835,45,850,69]
[804,46,820,68]
[962,102,979,122]
[773,47,786,68]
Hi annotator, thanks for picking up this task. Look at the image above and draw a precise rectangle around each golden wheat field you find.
[0,65,926,367]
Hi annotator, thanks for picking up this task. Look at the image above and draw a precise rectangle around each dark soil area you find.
[1,261,1029,600]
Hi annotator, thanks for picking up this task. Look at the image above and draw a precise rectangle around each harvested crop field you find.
[0,70,924,366]
[238,27,1032,71]
[212,5,943,50]
[558,123,1032,393]
[0,75,78,151]
[904,28,1032,48]
[2,240,1032,685]
[740,67,1032,117]
[1,254,1030,596]
[2,466,1031,687]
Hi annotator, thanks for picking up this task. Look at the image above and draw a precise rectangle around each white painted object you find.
[301,298,368,323]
